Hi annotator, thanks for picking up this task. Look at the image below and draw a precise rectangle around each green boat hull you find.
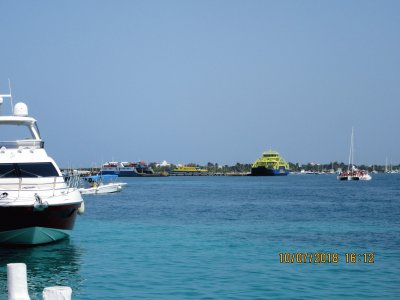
[0,227,69,245]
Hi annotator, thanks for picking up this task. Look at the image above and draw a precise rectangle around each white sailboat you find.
[337,127,372,181]
[371,165,378,174]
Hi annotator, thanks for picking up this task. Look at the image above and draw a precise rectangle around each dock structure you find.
[7,263,72,300]
[7,263,29,300]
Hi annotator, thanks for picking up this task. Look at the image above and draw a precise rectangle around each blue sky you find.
[0,0,399,167]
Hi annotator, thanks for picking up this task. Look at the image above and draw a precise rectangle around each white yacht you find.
[0,91,84,245]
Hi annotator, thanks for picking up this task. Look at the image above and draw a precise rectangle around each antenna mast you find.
[8,79,13,113]
[0,80,13,116]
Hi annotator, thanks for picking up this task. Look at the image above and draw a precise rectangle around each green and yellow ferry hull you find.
[251,166,289,176]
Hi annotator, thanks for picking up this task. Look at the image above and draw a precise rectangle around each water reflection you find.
[0,238,84,299]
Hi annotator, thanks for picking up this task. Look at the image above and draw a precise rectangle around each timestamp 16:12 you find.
[345,252,374,263]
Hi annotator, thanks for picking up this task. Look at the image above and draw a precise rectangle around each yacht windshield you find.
[0,163,59,178]
[0,124,35,141]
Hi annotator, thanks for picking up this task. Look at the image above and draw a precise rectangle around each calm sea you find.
[1,174,400,299]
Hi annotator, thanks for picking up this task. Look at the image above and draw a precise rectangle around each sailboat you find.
[371,165,378,174]
[337,128,372,181]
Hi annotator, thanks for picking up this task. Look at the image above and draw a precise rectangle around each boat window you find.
[0,163,59,177]
[0,164,18,178]
[18,163,59,177]
[0,124,35,141]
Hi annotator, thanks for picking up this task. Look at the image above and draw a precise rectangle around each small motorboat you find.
[79,174,127,195]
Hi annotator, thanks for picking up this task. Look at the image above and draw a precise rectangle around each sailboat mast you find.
[348,128,353,171]
[351,127,354,168]
[385,157,388,173]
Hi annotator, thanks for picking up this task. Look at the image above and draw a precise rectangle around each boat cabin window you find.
[0,124,35,141]
[0,164,18,178]
[0,163,59,178]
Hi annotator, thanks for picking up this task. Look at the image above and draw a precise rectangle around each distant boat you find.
[100,161,156,177]
[169,166,208,176]
[250,150,289,176]
[386,158,399,174]
[337,128,371,181]
[79,175,127,195]
[371,165,378,174]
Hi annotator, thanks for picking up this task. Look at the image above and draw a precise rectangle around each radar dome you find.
[14,102,29,117]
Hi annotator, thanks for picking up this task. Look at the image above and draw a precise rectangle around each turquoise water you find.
[1,175,400,299]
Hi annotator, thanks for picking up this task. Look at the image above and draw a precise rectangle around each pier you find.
[7,263,72,300]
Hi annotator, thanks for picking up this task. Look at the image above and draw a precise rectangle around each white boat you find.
[79,174,127,195]
[0,89,84,245]
[371,165,378,174]
[337,128,372,181]
[386,158,399,174]
[101,161,156,177]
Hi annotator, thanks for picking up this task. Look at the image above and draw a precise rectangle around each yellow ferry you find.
[169,166,208,176]
[251,150,289,176]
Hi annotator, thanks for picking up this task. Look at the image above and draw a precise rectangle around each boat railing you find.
[0,140,44,149]
[65,174,81,193]
[0,175,81,199]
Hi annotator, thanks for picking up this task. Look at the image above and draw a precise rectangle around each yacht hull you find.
[0,227,69,245]
[0,203,80,245]
[338,176,360,181]
[337,175,371,181]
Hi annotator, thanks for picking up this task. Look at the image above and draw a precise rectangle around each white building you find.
[156,160,171,167]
